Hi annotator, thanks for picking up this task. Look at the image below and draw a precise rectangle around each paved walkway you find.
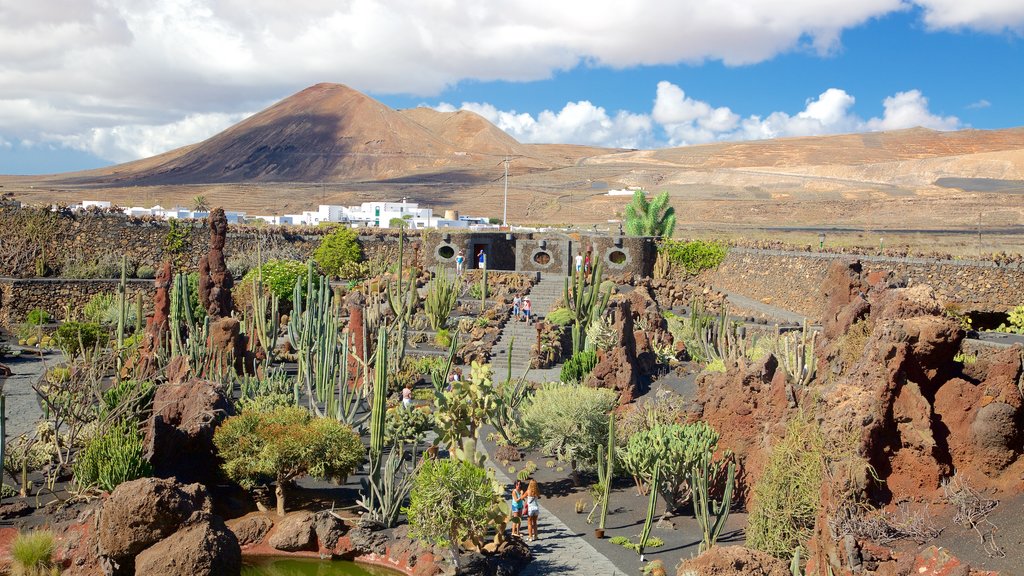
[483,444,627,576]
[491,273,565,383]
[0,350,49,440]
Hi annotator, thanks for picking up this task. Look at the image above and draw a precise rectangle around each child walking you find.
[525,479,541,541]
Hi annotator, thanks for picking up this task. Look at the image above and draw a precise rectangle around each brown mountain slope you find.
[69,83,482,185]
[587,127,1024,169]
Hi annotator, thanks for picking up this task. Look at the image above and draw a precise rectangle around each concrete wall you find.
[703,248,1024,321]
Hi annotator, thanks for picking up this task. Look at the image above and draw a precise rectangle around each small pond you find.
[242,556,403,576]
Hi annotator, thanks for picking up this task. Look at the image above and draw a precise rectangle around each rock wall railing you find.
[0,278,155,330]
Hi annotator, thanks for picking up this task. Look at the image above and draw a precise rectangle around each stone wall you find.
[703,248,1024,321]
[0,278,155,330]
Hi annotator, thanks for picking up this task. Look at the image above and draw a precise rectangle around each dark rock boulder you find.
[226,514,273,547]
[134,513,241,576]
[145,378,235,484]
[313,510,347,551]
[267,511,316,552]
[99,477,209,574]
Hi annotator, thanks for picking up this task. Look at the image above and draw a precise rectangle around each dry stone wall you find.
[703,248,1024,321]
[0,278,155,330]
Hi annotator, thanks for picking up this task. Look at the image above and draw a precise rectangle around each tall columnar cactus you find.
[692,452,735,553]
[599,411,615,531]
[638,462,660,562]
[169,273,195,358]
[134,292,144,335]
[116,256,127,356]
[250,269,279,358]
[564,261,611,355]
[425,268,458,331]
[369,325,389,460]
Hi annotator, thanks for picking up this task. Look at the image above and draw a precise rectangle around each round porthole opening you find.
[438,245,455,259]
[533,251,552,265]
[609,250,627,264]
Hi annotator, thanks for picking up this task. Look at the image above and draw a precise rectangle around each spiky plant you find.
[624,190,676,238]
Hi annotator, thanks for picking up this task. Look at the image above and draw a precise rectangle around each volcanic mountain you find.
[70,83,571,186]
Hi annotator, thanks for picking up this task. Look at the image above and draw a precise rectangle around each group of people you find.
[511,295,532,321]
[509,479,541,541]
[454,249,486,275]
[574,249,593,275]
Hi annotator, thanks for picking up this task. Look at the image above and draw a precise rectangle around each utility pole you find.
[502,156,510,226]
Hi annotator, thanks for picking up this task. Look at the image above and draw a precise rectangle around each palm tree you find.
[192,195,209,212]
[624,190,676,237]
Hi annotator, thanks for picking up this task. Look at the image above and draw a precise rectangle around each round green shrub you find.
[314,226,363,278]
[54,321,107,357]
[25,308,52,326]
[406,458,500,551]
[239,260,313,304]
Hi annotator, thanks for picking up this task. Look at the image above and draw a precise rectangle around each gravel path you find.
[0,351,50,440]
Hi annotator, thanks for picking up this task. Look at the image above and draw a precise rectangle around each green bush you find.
[618,421,720,510]
[239,259,314,304]
[73,420,152,492]
[82,293,138,327]
[519,384,617,477]
[405,458,501,552]
[102,380,155,416]
[61,253,122,278]
[25,309,52,326]
[214,406,364,515]
[560,350,598,384]
[658,239,728,274]
[385,406,434,445]
[468,282,489,299]
[314,226,363,278]
[546,307,573,326]
[9,530,57,576]
[434,329,452,348]
[54,321,107,357]
[135,264,157,279]
[747,414,825,559]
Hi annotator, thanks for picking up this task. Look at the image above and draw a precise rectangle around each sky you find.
[0,0,1022,175]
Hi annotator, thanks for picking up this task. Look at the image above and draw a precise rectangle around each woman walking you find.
[510,480,525,537]
[525,479,541,541]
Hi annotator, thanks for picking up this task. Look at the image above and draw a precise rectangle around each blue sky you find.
[1,1,1022,174]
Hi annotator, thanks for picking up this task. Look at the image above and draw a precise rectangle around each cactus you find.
[250,266,279,358]
[424,267,458,331]
[691,300,750,365]
[564,261,611,355]
[369,325,389,459]
[116,256,127,359]
[775,321,817,388]
[169,273,196,358]
[599,411,615,531]
[638,462,660,561]
[358,443,420,528]
[691,451,735,553]
[790,548,803,576]
[134,292,143,335]
[454,437,487,467]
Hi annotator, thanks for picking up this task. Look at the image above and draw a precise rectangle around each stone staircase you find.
[492,273,565,381]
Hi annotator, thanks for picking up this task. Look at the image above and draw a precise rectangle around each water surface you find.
[242,556,402,576]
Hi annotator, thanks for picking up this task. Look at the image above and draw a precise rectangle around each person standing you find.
[402,383,413,409]
[477,249,486,269]
[510,480,525,537]
[583,251,592,275]
[522,297,532,322]
[512,294,522,318]
[455,249,465,275]
[525,479,541,541]
[574,251,583,273]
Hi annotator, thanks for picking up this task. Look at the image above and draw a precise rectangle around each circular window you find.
[533,251,552,265]
[609,250,627,264]
[437,245,455,259]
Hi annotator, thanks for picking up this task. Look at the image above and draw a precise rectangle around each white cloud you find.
[865,90,960,131]
[451,101,653,149]
[437,83,960,150]
[967,99,992,109]
[914,0,1024,32]
[53,111,252,163]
